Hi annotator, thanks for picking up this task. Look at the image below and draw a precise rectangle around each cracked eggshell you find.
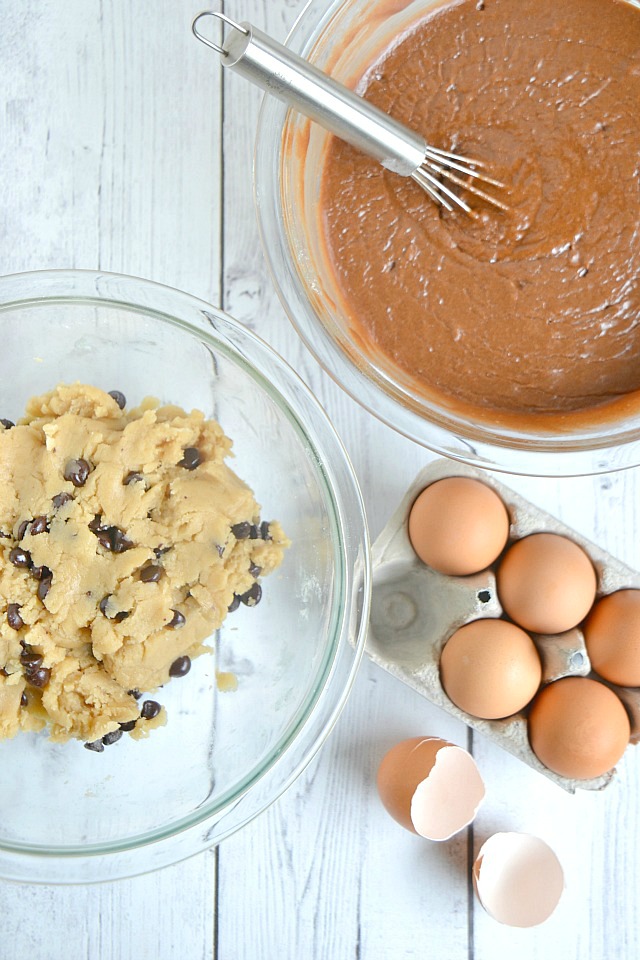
[473,832,564,927]
[376,736,485,841]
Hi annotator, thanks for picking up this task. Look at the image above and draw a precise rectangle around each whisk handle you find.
[217,20,426,176]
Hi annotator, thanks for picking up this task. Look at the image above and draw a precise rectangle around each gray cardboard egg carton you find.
[368,459,640,792]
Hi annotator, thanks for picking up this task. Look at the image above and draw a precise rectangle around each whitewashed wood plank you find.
[218,1,477,956]
[471,470,640,958]
[218,657,474,960]
[1,1,221,956]
[208,0,635,960]
[210,0,640,952]
[4,850,217,960]
[1,0,221,302]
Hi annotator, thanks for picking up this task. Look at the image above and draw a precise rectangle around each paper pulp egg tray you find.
[367,459,640,792]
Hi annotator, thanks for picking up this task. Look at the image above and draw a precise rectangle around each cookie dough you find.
[0,384,289,746]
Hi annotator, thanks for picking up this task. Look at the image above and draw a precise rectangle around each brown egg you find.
[440,618,542,719]
[584,590,640,686]
[408,476,509,576]
[376,736,485,840]
[528,676,630,779]
[497,533,597,634]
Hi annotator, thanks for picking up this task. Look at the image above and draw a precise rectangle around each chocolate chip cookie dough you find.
[0,384,289,747]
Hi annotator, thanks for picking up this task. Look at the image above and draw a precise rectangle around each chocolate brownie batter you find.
[320,0,640,424]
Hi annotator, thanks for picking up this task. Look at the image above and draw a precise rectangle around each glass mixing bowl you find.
[254,0,640,477]
[0,269,370,883]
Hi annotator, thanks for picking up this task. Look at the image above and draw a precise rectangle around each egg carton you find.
[367,459,640,792]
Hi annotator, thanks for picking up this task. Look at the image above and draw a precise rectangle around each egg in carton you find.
[367,459,640,793]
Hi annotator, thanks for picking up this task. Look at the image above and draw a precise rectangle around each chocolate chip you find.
[231,521,252,540]
[20,692,28,707]
[249,562,262,578]
[140,564,163,583]
[110,527,134,553]
[94,528,113,550]
[29,515,48,536]
[99,595,129,621]
[0,667,7,677]
[169,656,191,678]
[93,525,133,553]
[64,458,91,487]
[240,583,262,607]
[52,492,73,509]
[9,547,32,569]
[16,519,29,540]
[102,729,123,745]
[140,699,161,720]
[32,565,51,582]
[84,739,105,753]
[88,514,102,532]
[37,577,52,602]
[27,666,51,688]
[7,604,24,630]
[108,390,126,410]
[259,521,272,540]
[178,447,202,470]
[128,688,142,700]
[168,609,185,629]
[0,418,14,430]
[154,545,171,558]
[123,471,143,486]
[249,524,260,540]
[228,594,241,613]
[20,651,43,671]
[119,719,137,732]
[216,544,225,558]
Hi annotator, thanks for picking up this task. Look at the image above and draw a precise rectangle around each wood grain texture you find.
[2,0,640,957]
[4,850,217,960]
[1,2,220,958]
[471,469,640,960]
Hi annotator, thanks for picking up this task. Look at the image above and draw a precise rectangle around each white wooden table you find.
[2,2,639,957]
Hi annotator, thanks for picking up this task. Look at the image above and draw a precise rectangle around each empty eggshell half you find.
[376,736,485,840]
[473,832,564,927]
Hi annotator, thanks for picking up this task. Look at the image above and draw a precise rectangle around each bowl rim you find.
[0,267,371,880]
[253,0,640,478]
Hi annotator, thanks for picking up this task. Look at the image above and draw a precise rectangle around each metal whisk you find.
[192,11,508,216]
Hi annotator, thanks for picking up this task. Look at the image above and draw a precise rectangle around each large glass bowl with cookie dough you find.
[0,269,370,883]
[254,0,640,477]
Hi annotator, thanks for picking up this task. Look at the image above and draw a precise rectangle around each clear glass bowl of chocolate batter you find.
[255,0,640,476]
[0,269,370,883]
